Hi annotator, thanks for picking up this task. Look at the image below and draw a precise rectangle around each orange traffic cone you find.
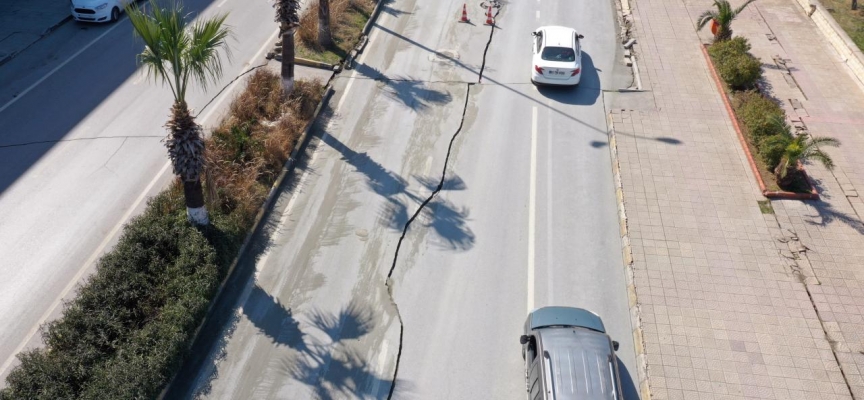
[459,4,470,22]
[484,5,494,25]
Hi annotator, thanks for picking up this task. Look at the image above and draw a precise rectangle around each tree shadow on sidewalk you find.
[800,178,864,234]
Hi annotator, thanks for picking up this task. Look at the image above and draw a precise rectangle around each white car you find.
[70,0,133,23]
[531,26,584,87]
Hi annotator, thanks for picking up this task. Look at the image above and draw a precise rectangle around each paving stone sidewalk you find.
[731,0,864,397]
[613,0,862,398]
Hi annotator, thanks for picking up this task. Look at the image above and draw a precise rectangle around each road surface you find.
[167,0,639,398]
[0,0,293,384]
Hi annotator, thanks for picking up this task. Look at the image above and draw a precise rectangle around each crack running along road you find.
[383,6,501,398]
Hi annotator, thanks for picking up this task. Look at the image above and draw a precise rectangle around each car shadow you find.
[617,358,641,400]
[536,52,601,106]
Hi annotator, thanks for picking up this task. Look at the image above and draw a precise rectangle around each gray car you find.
[519,307,624,400]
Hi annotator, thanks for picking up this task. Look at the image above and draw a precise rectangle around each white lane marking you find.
[536,10,540,19]
[528,107,537,313]
[217,0,229,6]
[545,102,554,305]
[0,25,278,379]
[0,18,126,114]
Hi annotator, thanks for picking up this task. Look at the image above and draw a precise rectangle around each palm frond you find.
[696,10,719,29]
[733,0,757,17]
[184,13,233,98]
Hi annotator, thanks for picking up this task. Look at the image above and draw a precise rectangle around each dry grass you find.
[204,70,325,229]
[296,0,376,64]
[820,0,864,51]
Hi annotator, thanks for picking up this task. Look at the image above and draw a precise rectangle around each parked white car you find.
[70,0,133,23]
[531,26,584,87]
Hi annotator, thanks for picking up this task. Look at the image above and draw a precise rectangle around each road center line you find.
[546,103,554,305]
[528,106,537,314]
[0,25,278,379]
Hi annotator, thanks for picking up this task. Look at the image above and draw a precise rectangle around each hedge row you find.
[0,71,324,399]
[709,38,794,173]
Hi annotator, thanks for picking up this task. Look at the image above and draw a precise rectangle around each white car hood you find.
[71,0,111,8]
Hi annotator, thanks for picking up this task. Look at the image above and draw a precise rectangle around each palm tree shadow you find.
[313,112,476,251]
[353,62,453,112]
[803,200,864,235]
[243,284,309,351]
[379,0,413,18]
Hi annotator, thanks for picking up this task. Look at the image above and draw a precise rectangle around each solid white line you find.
[545,103,554,305]
[0,18,126,115]
[528,107,537,314]
[0,24,278,379]
[217,0,229,7]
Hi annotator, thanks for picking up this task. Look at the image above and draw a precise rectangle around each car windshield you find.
[541,46,576,62]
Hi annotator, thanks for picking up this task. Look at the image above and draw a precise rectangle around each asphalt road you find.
[168,0,638,398]
[0,0,290,384]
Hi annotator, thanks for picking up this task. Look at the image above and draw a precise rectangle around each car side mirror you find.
[520,335,530,345]
[578,34,585,39]
[612,341,620,351]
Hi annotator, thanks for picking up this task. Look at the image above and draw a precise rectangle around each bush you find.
[758,133,792,169]
[0,72,326,399]
[709,37,763,90]
[733,90,786,142]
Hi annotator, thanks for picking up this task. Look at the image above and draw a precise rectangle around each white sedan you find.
[70,0,133,23]
[531,26,584,87]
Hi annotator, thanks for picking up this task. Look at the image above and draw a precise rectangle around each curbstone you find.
[793,0,864,90]
[156,86,336,400]
[362,0,387,35]
[294,56,336,70]
[700,44,820,201]
[607,112,650,400]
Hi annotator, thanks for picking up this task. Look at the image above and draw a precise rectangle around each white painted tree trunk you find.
[187,206,210,226]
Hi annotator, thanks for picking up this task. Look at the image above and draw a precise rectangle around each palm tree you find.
[126,1,232,225]
[275,0,300,93]
[318,0,333,48]
[774,134,840,186]
[697,0,756,42]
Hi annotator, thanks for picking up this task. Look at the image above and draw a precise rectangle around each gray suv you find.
[519,307,623,400]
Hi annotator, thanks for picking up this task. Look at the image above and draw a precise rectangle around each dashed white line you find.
[536,10,540,19]
[528,106,537,313]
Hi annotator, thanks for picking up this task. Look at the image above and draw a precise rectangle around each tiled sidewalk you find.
[731,0,864,397]
[614,0,860,398]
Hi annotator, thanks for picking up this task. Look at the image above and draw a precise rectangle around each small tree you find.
[774,134,840,186]
[697,0,757,41]
[275,0,300,93]
[318,0,333,48]
[127,0,232,225]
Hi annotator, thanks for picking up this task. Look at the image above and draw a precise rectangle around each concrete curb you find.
[295,56,335,70]
[0,15,73,67]
[791,0,864,90]
[700,44,820,201]
[607,112,651,400]
[156,85,335,400]
[362,0,387,35]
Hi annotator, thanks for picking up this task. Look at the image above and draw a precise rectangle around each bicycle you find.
[480,0,502,9]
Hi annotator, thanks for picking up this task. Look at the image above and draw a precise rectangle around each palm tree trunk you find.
[184,178,210,225]
[280,25,295,94]
[318,0,333,48]
[853,0,858,10]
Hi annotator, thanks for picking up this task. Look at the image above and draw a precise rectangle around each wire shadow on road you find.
[352,62,454,112]
[369,22,682,147]
[316,108,475,251]
[535,52,601,106]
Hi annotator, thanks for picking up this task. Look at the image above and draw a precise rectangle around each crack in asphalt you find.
[0,135,163,149]
[383,8,500,397]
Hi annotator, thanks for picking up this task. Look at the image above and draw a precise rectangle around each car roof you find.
[538,26,578,47]
[538,328,618,400]
[528,307,606,333]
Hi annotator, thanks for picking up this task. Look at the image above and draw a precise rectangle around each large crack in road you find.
[383,5,501,398]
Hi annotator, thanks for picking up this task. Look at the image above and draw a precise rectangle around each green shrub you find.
[758,133,792,169]
[709,37,763,89]
[733,90,786,142]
